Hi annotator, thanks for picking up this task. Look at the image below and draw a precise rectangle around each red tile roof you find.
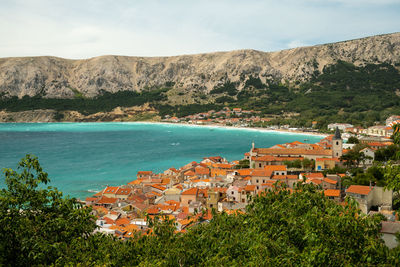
[181,188,198,195]
[255,148,332,156]
[195,167,210,175]
[151,184,166,191]
[116,217,131,226]
[184,170,195,176]
[104,186,119,194]
[346,185,372,195]
[97,196,118,204]
[324,178,338,185]
[324,189,340,197]
[303,173,324,179]
[138,171,153,175]
[116,188,132,195]
[244,185,256,191]
[310,179,322,185]
[264,165,287,171]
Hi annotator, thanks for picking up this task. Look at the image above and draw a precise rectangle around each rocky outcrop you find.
[0,33,399,98]
[0,104,159,122]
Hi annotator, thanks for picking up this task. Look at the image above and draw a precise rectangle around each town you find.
[162,107,397,139]
[85,116,400,249]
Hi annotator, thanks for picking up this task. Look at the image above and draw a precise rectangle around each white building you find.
[327,123,354,131]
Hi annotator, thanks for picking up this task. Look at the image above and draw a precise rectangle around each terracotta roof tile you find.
[324,189,340,197]
[181,188,198,195]
[346,185,372,195]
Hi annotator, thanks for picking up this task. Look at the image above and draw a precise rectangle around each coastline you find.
[0,120,328,138]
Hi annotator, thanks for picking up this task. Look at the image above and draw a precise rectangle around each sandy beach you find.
[131,121,329,138]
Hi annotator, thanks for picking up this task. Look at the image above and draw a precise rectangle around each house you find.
[327,123,353,131]
[239,185,257,204]
[227,185,241,202]
[195,166,210,179]
[386,115,400,126]
[137,171,153,179]
[180,188,198,206]
[359,147,375,166]
[381,221,400,249]
[300,172,324,181]
[264,165,287,176]
[315,158,339,171]
[103,186,120,198]
[96,196,118,208]
[271,175,299,188]
[164,187,182,202]
[324,189,341,202]
[367,125,391,137]
[322,177,338,190]
[115,187,132,200]
[250,169,273,191]
[346,185,393,214]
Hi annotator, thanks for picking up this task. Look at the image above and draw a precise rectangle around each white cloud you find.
[0,0,399,58]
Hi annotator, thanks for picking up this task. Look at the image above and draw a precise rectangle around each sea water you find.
[0,122,323,199]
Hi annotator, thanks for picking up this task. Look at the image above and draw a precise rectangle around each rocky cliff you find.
[0,32,399,99]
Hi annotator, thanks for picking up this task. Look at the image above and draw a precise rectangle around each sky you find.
[0,0,399,59]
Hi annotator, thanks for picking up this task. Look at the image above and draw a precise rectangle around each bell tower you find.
[332,127,343,158]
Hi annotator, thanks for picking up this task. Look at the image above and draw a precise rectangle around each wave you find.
[87,189,100,193]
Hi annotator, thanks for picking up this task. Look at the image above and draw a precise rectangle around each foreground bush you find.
[1,155,399,266]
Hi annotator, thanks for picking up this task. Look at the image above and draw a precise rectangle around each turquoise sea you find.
[0,122,323,199]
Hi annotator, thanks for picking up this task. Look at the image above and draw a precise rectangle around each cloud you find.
[0,0,399,58]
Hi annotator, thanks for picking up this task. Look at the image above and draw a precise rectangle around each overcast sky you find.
[0,0,399,59]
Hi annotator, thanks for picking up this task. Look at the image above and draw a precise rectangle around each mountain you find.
[0,32,399,99]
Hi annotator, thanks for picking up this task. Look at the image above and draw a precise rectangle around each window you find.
[256,179,259,183]
[257,186,259,190]
[231,191,234,195]
[336,141,339,145]
[259,163,262,168]
[263,180,265,183]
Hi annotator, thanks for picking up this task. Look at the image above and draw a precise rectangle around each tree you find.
[0,155,97,266]
[347,136,360,144]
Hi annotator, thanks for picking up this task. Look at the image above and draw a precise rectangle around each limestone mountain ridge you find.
[0,32,399,99]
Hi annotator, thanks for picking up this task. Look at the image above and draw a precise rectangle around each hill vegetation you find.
[1,60,400,128]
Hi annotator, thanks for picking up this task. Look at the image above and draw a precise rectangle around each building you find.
[327,123,353,131]
[386,115,400,126]
[332,127,343,158]
[345,185,393,214]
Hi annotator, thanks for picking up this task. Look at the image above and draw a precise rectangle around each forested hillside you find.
[1,60,400,128]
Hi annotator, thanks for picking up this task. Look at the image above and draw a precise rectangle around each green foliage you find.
[2,61,400,128]
[0,155,96,266]
[1,157,399,265]
[244,75,266,89]
[347,136,360,144]
[210,81,238,96]
[0,87,171,115]
[155,103,222,117]
[375,144,400,162]
[215,95,235,104]
[234,159,250,169]
[284,159,302,168]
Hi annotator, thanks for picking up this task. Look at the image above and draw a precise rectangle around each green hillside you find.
[1,61,400,128]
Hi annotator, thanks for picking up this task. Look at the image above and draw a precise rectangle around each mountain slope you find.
[0,32,399,98]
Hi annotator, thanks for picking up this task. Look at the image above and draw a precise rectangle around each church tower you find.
[332,127,343,158]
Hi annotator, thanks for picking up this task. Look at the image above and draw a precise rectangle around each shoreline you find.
[0,120,329,138]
